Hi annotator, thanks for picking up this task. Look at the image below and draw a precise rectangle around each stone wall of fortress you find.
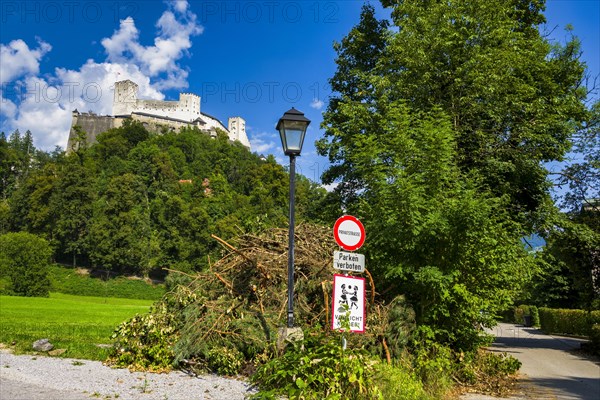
[67,79,250,152]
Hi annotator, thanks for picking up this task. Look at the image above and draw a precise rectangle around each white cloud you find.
[310,98,324,110]
[6,76,72,149]
[0,39,51,83]
[6,62,165,150]
[173,0,189,13]
[101,0,202,90]
[55,60,164,114]
[0,95,17,119]
[249,132,278,154]
[100,17,139,63]
[1,0,203,150]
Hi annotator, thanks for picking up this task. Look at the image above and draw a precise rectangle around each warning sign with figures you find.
[331,274,365,333]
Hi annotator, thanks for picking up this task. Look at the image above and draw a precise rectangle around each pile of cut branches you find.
[108,223,415,374]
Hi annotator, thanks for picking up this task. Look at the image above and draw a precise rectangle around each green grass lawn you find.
[47,265,166,300]
[0,293,153,360]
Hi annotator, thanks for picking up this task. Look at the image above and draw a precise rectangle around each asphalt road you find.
[464,323,600,400]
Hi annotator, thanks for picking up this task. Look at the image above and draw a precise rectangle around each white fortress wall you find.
[103,79,251,150]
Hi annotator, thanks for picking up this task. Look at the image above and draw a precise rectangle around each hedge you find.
[513,304,539,327]
[538,308,600,337]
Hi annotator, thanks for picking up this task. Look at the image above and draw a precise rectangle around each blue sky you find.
[1,0,598,185]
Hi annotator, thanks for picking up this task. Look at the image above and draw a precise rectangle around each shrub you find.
[539,308,600,336]
[410,326,456,396]
[374,362,433,400]
[106,287,197,372]
[453,349,521,395]
[108,307,176,372]
[48,265,165,300]
[588,324,600,354]
[0,232,52,297]
[411,325,520,397]
[206,346,244,376]
[514,305,539,326]
[513,305,526,325]
[250,333,383,400]
[529,306,540,327]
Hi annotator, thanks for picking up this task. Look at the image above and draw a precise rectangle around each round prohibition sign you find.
[333,215,365,251]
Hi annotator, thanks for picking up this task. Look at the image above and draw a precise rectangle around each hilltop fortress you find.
[67,80,250,151]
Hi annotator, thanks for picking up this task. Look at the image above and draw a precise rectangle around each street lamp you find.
[277,108,311,328]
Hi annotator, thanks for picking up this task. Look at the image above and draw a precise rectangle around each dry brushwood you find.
[120,223,414,372]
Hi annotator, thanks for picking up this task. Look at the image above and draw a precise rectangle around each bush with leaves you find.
[539,308,600,336]
[374,362,433,400]
[587,324,600,355]
[106,286,198,372]
[514,304,539,326]
[0,232,52,296]
[250,332,383,400]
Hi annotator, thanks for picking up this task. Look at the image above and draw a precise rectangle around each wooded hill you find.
[0,123,336,278]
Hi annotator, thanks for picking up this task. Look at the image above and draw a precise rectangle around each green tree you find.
[538,220,599,309]
[0,232,52,296]
[150,192,211,271]
[88,173,153,275]
[556,100,600,220]
[317,1,590,350]
[535,101,599,309]
[8,163,59,238]
[51,155,96,267]
[1,130,37,200]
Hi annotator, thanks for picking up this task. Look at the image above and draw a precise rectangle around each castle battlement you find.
[68,80,250,152]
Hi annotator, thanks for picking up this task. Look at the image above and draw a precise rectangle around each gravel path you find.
[0,350,256,400]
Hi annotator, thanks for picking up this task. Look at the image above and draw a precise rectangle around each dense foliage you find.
[317,1,597,351]
[47,265,165,300]
[0,232,52,296]
[538,307,600,336]
[251,336,384,400]
[1,123,330,277]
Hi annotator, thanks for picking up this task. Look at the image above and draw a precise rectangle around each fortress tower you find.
[228,117,250,148]
[113,80,139,116]
[178,93,201,120]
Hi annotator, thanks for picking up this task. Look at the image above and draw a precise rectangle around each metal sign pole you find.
[287,154,296,328]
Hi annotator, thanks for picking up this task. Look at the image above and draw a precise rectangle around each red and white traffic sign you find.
[333,215,365,251]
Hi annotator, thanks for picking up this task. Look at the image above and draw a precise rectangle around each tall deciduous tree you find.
[318,1,590,349]
[88,173,153,275]
[51,154,96,267]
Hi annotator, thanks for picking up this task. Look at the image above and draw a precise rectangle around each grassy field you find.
[0,293,153,360]
[48,265,166,300]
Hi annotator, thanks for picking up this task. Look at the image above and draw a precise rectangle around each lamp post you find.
[276,108,311,328]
